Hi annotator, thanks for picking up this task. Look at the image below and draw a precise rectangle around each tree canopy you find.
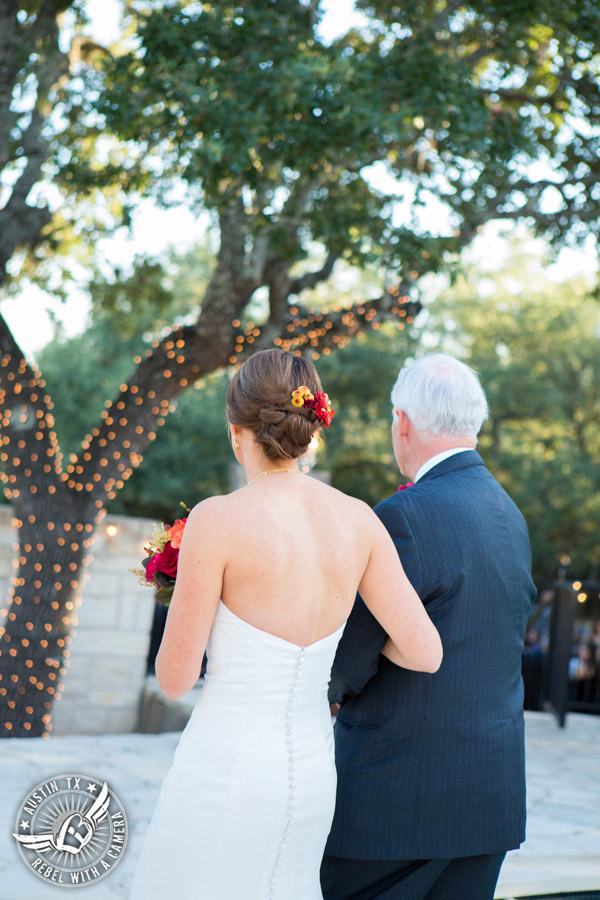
[428,241,600,585]
[68,0,600,286]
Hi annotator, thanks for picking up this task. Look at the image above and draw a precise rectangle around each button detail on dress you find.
[269,647,305,897]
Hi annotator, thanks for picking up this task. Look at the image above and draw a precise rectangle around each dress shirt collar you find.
[414,447,474,483]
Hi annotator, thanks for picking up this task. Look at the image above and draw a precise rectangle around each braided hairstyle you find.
[226,350,324,460]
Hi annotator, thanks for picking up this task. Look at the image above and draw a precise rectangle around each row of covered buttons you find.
[269,647,306,897]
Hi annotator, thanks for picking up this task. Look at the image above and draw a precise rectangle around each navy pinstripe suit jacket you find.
[326,450,536,860]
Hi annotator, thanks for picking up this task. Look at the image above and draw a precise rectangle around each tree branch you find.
[264,258,292,325]
[0,0,70,283]
[73,252,257,500]
[251,288,421,359]
[0,108,53,275]
[289,251,338,296]
[70,326,211,505]
[29,0,76,35]
[0,312,64,504]
[0,2,20,172]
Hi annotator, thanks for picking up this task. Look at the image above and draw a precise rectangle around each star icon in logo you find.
[20,820,30,831]
[86,782,98,794]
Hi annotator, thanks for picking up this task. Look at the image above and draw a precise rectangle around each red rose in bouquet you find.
[144,540,179,583]
[131,505,189,605]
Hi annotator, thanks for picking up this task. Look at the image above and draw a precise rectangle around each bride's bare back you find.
[221,475,373,646]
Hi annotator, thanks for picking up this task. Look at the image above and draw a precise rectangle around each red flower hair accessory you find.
[291,385,335,428]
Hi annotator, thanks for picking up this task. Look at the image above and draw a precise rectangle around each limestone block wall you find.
[0,506,157,736]
[0,508,14,645]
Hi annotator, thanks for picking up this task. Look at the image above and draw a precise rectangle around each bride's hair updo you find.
[226,349,324,460]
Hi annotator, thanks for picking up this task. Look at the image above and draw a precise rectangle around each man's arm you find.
[328,497,424,704]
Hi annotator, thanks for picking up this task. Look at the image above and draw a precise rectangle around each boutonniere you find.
[397,482,414,491]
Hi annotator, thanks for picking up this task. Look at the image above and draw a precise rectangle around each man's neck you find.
[409,437,476,482]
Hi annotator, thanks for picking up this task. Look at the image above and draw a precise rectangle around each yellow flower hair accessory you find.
[291,385,314,407]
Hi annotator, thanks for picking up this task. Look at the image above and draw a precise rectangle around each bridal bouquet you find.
[132,505,189,605]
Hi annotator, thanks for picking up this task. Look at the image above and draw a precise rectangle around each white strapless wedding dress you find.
[129,599,346,900]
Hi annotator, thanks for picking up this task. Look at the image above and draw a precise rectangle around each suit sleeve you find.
[328,497,424,705]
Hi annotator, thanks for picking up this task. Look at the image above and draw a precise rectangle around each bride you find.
[128,348,442,900]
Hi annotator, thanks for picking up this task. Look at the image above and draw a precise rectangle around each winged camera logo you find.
[12,773,128,887]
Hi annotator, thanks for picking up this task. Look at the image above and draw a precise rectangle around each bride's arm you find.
[358,510,443,673]
[380,636,408,665]
[155,497,227,700]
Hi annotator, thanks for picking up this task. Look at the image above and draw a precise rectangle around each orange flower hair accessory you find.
[290,385,335,427]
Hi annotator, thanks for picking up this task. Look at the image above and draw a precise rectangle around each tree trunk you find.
[0,487,96,737]
[0,289,241,736]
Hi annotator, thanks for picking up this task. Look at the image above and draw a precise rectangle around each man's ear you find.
[395,408,411,437]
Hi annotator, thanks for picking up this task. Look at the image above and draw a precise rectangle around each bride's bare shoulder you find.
[310,479,375,520]
[188,494,231,513]
[184,494,232,532]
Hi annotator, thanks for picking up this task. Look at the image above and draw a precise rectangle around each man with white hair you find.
[321,353,536,900]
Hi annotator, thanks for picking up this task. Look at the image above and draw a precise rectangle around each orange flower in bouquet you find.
[131,504,189,605]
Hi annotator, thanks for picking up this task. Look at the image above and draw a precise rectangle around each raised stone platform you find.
[497,712,600,899]
[0,711,598,899]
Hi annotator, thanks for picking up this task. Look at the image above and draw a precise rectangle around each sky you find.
[1,0,597,359]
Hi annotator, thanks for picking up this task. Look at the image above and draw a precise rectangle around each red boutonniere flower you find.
[398,482,414,491]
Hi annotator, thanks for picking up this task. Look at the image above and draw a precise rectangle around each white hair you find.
[390,353,489,437]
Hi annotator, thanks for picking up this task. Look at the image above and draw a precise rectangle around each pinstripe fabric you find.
[325,451,536,860]
[320,852,507,900]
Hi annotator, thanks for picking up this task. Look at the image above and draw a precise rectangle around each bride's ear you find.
[229,424,241,450]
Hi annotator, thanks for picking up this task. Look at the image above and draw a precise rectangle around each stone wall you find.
[0,506,157,736]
